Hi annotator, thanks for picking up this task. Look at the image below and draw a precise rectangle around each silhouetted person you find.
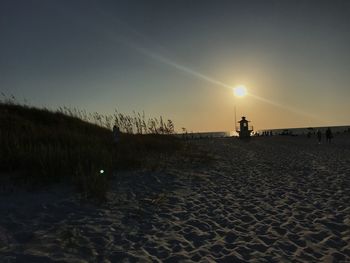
[113,125,120,143]
[326,127,333,143]
[317,129,322,144]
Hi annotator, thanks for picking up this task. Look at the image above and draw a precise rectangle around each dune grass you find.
[0,101,182,201]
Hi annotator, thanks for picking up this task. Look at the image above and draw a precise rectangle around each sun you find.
[233,85,247,97]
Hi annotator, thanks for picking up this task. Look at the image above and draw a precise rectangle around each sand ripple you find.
[1,135,350,262]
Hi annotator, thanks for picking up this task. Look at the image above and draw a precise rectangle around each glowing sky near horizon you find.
[1,0,350,132]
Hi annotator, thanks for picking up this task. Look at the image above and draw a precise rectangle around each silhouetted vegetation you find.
[0,96,181,201]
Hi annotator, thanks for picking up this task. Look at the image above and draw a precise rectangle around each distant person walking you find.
[113,125,120,143]
[317,129,322,144]
[326,127,333,143]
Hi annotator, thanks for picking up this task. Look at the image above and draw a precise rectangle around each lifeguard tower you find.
[236,116,253,139]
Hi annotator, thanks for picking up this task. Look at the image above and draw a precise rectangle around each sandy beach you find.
[1,134,350,262]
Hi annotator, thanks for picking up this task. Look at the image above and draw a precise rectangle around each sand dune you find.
[1,134,350,262]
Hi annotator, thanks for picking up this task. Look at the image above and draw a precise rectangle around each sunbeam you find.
[247,93,328,124]
[121,41,329,124]
[65,3,334,126]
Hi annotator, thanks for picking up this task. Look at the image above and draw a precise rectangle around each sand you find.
[1,134,350,262]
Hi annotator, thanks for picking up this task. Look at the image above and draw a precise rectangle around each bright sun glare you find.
[233,85,247,97]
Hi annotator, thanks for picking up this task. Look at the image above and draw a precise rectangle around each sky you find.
[1,0,350,132]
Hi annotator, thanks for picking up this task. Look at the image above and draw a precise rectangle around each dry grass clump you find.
[0,96,181,201]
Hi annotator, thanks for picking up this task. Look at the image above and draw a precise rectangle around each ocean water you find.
[256,125,350,136]
[176,125,350,138]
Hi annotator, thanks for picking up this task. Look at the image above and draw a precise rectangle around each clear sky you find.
[1,0,350,132]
